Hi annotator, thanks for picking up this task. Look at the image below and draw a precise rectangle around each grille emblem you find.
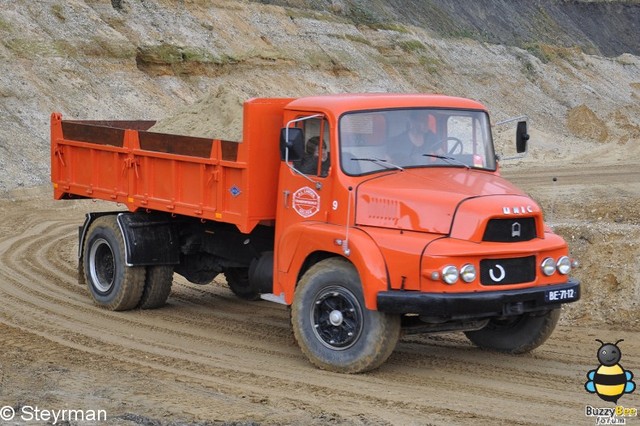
[489,265,506,282]
[503,206,534,215]
[512,222,521,238]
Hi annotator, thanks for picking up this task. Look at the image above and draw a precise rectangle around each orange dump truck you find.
[51,94,580,373]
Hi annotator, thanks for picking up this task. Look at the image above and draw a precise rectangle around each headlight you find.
[541,257,556,276]
[460,264,476,283]
[442,266,459,285]
[557,256,571,275]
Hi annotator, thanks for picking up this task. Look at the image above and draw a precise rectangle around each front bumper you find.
[376,279,580,319]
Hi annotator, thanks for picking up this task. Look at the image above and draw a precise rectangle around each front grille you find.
[480,256,536,285]
[483,218,537,242]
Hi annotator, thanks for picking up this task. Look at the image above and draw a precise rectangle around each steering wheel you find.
[445,137,463,155]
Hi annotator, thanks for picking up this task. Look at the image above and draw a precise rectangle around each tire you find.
[464,309,561,354]
[225,267,261,301]
[139,265,173,309]
[291,258,400,373]
[83,215,145,311]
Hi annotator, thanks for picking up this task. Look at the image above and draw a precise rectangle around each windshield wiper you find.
[422,154,470,170]
[351,157,404,171]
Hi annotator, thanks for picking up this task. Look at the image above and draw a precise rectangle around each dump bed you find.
[51,98,292,233]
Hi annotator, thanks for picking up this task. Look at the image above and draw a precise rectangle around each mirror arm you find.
[286,161,322,189]
[495,115,528,126]
[284,114,323,142]
[283,114,324,190]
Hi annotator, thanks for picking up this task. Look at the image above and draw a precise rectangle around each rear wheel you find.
[139,265,173,309]
[291,258,400,373]
[83,215,145,311]
[464,309,560,353]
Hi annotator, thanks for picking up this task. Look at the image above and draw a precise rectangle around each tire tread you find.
[465,309,561,354]
[292,257,400,373]
[139,265,173,309]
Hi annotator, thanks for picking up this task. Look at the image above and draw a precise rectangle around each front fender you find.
[275,222,389,310]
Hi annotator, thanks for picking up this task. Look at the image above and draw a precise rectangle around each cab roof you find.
[284,93,488,116]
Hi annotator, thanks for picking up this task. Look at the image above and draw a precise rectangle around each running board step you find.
[260,293,286,305]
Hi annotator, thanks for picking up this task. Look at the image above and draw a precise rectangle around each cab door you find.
[274,113,333,287]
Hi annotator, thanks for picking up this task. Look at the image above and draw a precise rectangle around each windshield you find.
[339,108,496,175]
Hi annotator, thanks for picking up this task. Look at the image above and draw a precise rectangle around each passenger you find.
[388,110,440,165]
[297,136,330,176]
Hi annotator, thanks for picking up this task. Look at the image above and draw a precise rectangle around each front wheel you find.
[291,258,400,373]
[464,309,560,354]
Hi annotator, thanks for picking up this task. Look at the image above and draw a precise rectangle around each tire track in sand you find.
[1,196,637,425]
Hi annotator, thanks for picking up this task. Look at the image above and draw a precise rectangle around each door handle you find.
[283,190,290,208]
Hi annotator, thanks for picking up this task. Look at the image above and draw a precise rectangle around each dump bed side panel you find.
[51,117,135,204]
[51,98,292,233]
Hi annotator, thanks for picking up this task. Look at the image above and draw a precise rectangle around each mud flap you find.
[78,212,180,268]
[117,213,180,266]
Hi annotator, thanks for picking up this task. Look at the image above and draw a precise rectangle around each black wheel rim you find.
[311,286,363,350]
[89,238,115,294]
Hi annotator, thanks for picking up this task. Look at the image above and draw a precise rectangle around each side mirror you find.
[516,121,529,154]
[280,127,305,161]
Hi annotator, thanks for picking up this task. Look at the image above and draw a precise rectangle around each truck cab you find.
[273,94,579,372]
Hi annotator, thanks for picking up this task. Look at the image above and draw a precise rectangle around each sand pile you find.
[566,104,608,142]
[149,86,246,141]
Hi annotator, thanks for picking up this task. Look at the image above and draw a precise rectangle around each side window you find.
[296,118,330,177]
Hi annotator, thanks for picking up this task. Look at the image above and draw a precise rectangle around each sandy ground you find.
[0,161,638,426]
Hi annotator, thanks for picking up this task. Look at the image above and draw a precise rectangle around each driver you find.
[388,110,440,165]
[298,136,330,176]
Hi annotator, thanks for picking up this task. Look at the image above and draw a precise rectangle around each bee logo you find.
[585,339,636,403]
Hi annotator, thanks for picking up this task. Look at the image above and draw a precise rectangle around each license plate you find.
[545,288,578,302]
